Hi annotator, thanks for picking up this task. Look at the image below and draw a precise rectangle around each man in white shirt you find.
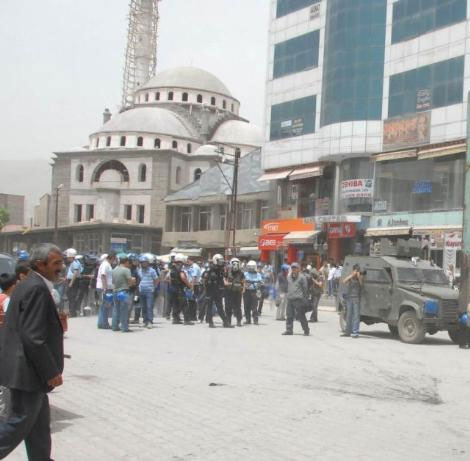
[96,253,116,329]
[328,264,336,297]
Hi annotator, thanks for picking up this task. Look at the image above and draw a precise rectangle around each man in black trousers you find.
[0,243,65,460]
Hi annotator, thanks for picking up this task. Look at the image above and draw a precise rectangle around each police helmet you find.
[246,260,257,272]
[212,254,225,266]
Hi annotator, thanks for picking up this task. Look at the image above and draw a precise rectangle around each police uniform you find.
[169,265,190,324]
[203,264,228,327]
[243,271,263,324]
[225,269,245,326]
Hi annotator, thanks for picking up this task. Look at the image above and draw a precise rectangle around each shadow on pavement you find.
[51,405,83,434]
[360,330,455,346]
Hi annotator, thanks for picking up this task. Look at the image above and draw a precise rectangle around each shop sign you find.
[341,179,373,199]
[258,234,285,251]
[280,118,304,137]
[444,232,462,251]
[305,215,362,225]
[383,112,430,149]
[373,200,388,212]
[261,218,314,235]
[328,223,356,239]
[309,3,321,19]
[416,89,431,111]
[412,180,432,194]
[315,197,330,216]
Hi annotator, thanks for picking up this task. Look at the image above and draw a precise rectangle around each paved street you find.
[6,301,470,461]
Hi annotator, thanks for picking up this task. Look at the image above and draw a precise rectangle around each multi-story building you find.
[0,194,25,227]
[262,0,469,269]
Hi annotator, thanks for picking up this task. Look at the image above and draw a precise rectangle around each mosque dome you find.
[211,120,264,147]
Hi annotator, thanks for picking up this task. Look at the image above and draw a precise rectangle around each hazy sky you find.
[0,0,269,218]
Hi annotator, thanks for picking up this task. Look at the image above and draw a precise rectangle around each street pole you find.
[53,185,63,245]
[231,148,241,257]
[459,91,470,315]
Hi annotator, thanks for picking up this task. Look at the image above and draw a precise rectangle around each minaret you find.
[121,0,160,109]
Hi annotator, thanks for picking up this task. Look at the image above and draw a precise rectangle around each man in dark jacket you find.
[0,243,65,460]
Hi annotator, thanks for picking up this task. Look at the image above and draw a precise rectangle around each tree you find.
[0,208,9,229]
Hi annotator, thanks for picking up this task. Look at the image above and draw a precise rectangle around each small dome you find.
[94,107,196,138]
[142,67,232,97]
[193,145,220,156]
[211,120,264,147]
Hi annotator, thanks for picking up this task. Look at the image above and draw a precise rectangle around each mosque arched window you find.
[145,93,149,102]
[155,92,160,101]
[187,143,192,154]
[211,96,216,106]
[194,168,202,182]
[231,103,234,112]
[172,140,178,150]
[223,100,227,109]
[197,94,203,103]
[95,137,99,148]
[76,165,84,183]
[154,138,161,149]
[106,136,111,147]
[168,91,174,101]
[138,164,147,182]
[93,160,130,183]
[176,166,182,185]
[120,136,126,147]
[137,136,144,147]
[182,92,189,102]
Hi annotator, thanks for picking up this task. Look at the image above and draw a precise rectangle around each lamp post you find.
[53,184,64,245]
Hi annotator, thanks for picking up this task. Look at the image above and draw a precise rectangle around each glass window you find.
[392,0,467,44]
[180,207,192,232]
[137,136,144,147]
[365,269,390,284]
[340,158,373,213]
[168,91,174,101]
[120,136,126,147]
[273,30,320,79]
[86,204,94,221]
[182,92,188,102]
[374,154,465,213]
[124,205,132,220]
[106,136,111,147]
[237,203,255,229]
[138,164,147,182]
[270,95,316,141]
[276,0,319,18]
[175,166,182,184]
[76,165,84,183]
[154,138,161,149]
[260,201,270,223]
[194,168,202,181]
[75,204,82,223]
[197,94,203,103]
[199,206,212,231]
[320,0,387,126]
[219,204,227,230]
[137,205,145,224]
[388,56,464,118]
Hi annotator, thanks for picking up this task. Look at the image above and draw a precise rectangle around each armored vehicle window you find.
[397,268,421,284]
[365,269,390,284]
[422,270,449,286]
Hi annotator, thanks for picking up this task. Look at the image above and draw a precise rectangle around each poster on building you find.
[341,179,373,199]
[383,112,430,150]
[280,118,304,138]
[328,223,356,239]
[309,3,321,19]
[416,89,431,111]
[443,232,462,272]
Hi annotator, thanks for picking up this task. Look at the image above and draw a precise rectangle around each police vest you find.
[227,270,244,292]
[170,268,185,291]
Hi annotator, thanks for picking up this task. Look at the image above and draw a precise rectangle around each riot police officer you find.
[169,254,193,325]
[224,258,245,327]
[203,254,230,328]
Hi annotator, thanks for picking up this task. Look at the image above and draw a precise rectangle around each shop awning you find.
[258,168,294,182]
[288,165,324,181]
[365,227,411,237]
[283,230,320,244]
[412,226,462,235]
[418,143,465,160]
[375,150,417,162]
[171,247,202,257]
[237,247,261,257]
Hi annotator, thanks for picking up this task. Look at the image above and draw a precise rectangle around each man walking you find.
[65,248,81,317]
[0,243,64,460]
[138,254,158,328]
[169,254,193,325]
[275,264,289,321]
[309,268,323,323]
[341,264,363,338]
[96,253,116,329]
[112,254,135,333]
[282,262,310,336]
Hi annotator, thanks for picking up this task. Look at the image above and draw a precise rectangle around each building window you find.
[154,138,161,148]
[124,205,132,221]
[137,205,145,224]
[172,140,178,150]
[260,201,269,223]
[237,203,254,229]
[219,204,227,230]
[76,165,84,183]
[320,0,387,127]
[182,92,188,102]
[197,94,203,103]
[180,207,192,232]
[374,154,465,213]
[274,30,320,79]
[120,136,126,147]
[155,92,160,101]
[270,96,316,141]
[75,204,83,223]
[187,143,192,154]
[199,206,212,231]
[137,136,144,147]
[210,96,216,106]
[138,164,147,182]
[276,0,319,18]
[145,93,149,102]
[95,137,99,148]
[106,136,111,147]
[86,204,94,221]
[231,103,234,112]
[175,166,182,184]
[168,91,174,101]
[388,56,464,119]
[392,0,467,44]
[194,168,202,181]
[223,100,227,109]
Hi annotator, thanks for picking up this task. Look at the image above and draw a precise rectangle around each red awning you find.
[258,234,286,251]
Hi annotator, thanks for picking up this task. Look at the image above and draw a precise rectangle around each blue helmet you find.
[17,250,30,261]
[281,264,290,271]
[127,253,138,261]
[459,313,469,327]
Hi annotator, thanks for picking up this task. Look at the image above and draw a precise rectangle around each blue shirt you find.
[66,260,82,280]
[138,267,157,292]
[189,263,202,284]
[244,271,263,290]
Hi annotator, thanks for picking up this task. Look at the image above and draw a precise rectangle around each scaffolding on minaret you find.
[122,0,160,110]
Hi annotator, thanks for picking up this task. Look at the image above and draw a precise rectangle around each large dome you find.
[142,66,232,97]
[211,120,264,147]
[94,107,196,138]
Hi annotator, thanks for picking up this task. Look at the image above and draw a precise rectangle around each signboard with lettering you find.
[309,3,321,19]
[383,112,430,149]
[315,197,330,216]
[445,232,462,251]
[412,180,432,194]
[416,88,431,111]
[341,179,373,199]
[328,223,356,239]
[258,234,285,251]
[280,118,304,138]
[373,200,388,212]
[261,218,314,235]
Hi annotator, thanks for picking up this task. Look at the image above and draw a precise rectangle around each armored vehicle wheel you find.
[398,311,425,344]
[448,328,460,344]
[0,386,10,421]
[339,306,347,332]
[388,325,399,338]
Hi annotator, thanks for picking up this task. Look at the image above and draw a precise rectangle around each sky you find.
[0,0,270,220]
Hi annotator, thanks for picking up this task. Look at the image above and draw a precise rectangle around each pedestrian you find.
[282,262,310,336]
[327,263,336,297]
[127,253,141,324]
[0,243,64,460]
[187,257,202,321]
[243,260,263,325]
[15,261,31,282]
[112,254,135,333]
[96,253,116,329]
[169,254,193,325]
[224,257,245,327]
[333,263,342,295]
[259,265,274,315]
[137,254,158,328]
[309,268,323,323]
[65,248,82,317]
[341,264,363,338]
[320,260,329,295]
[0,273,17,316]
[275,264,289,321]
[202,254,230,328]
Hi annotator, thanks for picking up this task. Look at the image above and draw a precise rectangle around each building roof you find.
[165,149,269,203]
[93,107,197,138]
[193,144,220,156]
[211,119,264,147]
[141,66,232,97]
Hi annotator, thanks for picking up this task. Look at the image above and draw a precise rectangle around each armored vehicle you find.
[337,239,460,344]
